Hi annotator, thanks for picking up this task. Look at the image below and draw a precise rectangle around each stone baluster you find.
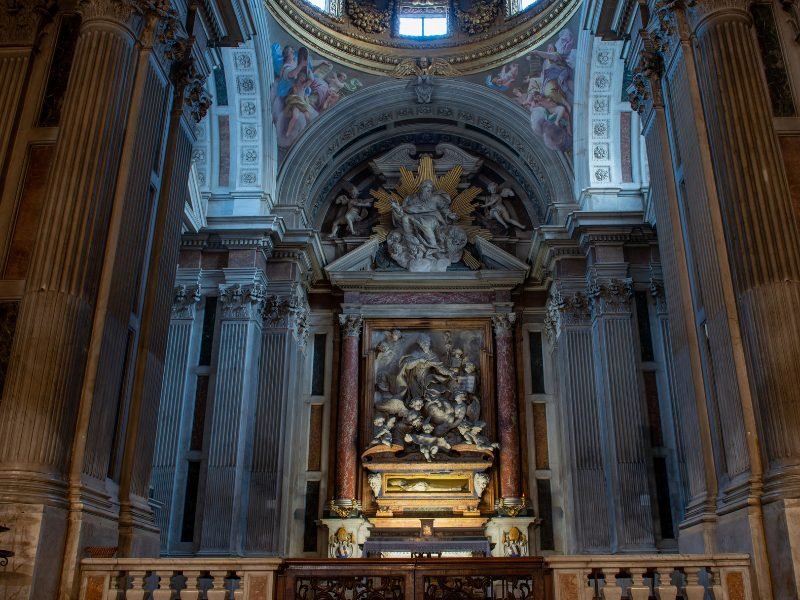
[153,571,173,600]
[126,571,147,600]
[656,567,678,600]
[245,281,308,554]
[334,314,362,508]
[601,569,623,600]
[707,567,724,600]
[547,287,612,552]
[108,570,125,600]
[233,576,245,600]
[589,276,656,551]
[199,279,265,554]
[492,313,521,503]
[629,568,650,600]
[181,571,202,600]
[683,567,705,600]
[208,571,228,600]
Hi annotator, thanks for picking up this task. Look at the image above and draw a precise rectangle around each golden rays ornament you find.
[369,155,491,270]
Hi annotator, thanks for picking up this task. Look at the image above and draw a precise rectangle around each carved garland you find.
[347,0,392,33]
[454,0,501,35]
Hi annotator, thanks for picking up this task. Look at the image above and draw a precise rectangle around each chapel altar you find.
[320,148,539,558]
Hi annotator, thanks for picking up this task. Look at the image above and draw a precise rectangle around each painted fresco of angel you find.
[329,185,374,237]
[479,182,526,230]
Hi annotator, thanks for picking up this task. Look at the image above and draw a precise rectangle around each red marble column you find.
[493,313,521,502]
[334,314,362,505]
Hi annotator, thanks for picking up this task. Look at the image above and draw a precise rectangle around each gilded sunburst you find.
[369,155,491,270]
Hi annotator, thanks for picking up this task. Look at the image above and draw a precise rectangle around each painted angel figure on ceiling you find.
[391,57,461,104]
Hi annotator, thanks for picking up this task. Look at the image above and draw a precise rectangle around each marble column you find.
[334,314,362,508]
[0,3,142,598]
[493,313,522,504]
[199,278,265,554]
[150,279,201,552]
[688,0,800,490]
[547,287,613,552]
[686,1,800,595]
[589,276,656,551]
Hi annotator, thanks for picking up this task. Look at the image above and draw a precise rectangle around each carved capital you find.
[545,291,591,340]
[339,314,363,338]
[171,284,201,319]
[184,75,212,123]
[218,283,266,320]
[492,313,516,337]
[649,278,668,316]
[0,0,51,46]
[589,278,634,316]
[263,288,311,349]
[686,0,752,30]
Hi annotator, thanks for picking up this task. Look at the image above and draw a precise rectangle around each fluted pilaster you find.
[151,284,200,551]
[549,289,613,552]
[590,278,656,551]
[199,281,264,553]
[246,286,309,554]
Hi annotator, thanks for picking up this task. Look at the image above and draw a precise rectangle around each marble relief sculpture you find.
[368,330,497,461]
[329,185,374,237]
[478,183,526,231]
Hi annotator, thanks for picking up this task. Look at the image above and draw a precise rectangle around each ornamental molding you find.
[218,283,266,320]
[588,278,634,315]
[264,0,581,76]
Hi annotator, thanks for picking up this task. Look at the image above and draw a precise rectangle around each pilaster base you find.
[0,502,68,600]
[762,498,800,600]
[484,517,541,557]
[320,518,372,558]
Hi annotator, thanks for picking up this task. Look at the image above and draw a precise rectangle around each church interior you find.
[1,0,799,597]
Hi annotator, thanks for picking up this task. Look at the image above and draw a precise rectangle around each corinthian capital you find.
[589,278,634,316]
[218,283,266,320]
[171,284,201,319]
[686,0,752,29]
[0,0,50,46]
[339,314,363,338]
[492,313,516,337]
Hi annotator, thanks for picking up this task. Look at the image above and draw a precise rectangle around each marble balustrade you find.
[77,554,751,600]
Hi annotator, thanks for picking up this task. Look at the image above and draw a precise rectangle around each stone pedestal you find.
[320,518,372,558]
[484,517,541,557]
[334,315,362,505]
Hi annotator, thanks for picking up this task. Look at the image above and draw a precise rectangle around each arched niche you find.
[274,79,575,231]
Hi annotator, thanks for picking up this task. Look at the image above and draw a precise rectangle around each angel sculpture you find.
[391,57,461,104]
[329,185,374,237]
[479,182,526,231]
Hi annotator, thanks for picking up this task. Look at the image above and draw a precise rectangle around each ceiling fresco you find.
[267,12,579,162]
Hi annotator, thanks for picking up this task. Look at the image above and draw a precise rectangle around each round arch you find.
[275,79,574,230]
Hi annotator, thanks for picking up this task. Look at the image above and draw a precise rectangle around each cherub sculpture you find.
[458,421,500,451]
[369,415,396,447]
[479,182,526,231]
[329,185,374,237]
[390,57,461,104]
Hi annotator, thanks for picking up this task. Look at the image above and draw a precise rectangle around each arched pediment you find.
[275,79,575,230]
